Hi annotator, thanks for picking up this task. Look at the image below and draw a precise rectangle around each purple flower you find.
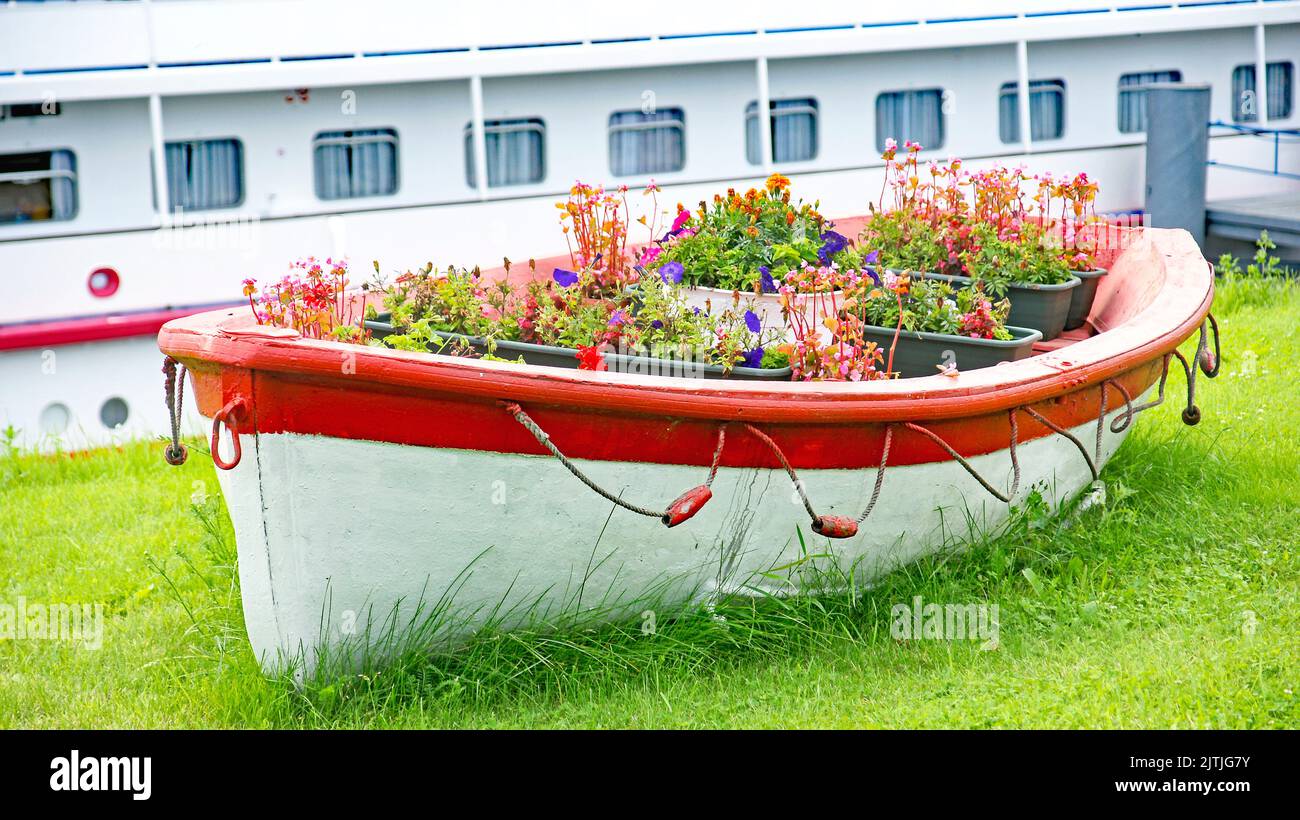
[759,266,776,294]
[650,319,664,330]
[659,261,684,285]
[741,347,764,368]
[552,268,579,288]
[866,267,881,286]
[863,249,880,265]
[744,309,761,334]
[608,310,630,327]
[818,230,850,265]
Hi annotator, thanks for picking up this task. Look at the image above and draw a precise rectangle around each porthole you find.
[99,397,129,429]
[88,267,120,298]
[40,402,70,435]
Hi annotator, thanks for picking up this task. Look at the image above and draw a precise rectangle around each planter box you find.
[919,271,1081,341]
[365,317,792,381]
[861,323,1042,379]
[1064,268,1107,331]
[678,284,784,327]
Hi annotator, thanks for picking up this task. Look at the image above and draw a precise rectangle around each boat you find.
[157,221,1218,673]
[3,0,1294,449]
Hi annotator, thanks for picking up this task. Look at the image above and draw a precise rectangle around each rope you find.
[1202,313,1221,378]
[503,401,664,518]
[902,409,1020,503]
[1112,353,1171,432]
[1094,379,1108,466]
[742,423,818,522]
[705,426,727,488]
[1020,406,1098,482]
[162,356,188,466]
[856,424,893,524]
[501,401,727,521]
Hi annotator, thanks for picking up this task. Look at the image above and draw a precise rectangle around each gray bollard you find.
[1145,84,1212,247]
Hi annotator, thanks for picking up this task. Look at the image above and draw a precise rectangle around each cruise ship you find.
[1,0,1297,448]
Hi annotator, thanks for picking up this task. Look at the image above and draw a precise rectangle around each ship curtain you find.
[608,110,685,177]
[746,99,817,165]
[465,120,545,188]
[1118,70,1183,133]
[875,89,944,151]
[314,129,397,200]
[1232,62,1295,121]
[998,81,1065,144]
[49,149,76,221]
[165,139,243,211]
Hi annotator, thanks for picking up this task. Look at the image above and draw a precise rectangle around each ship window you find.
[1117,70,1183,133]
[5,102,61,118]
[875,89,945,152]
[998,80,1066,143]
[608,108,686,176]
[746,98,818,165]
[0,149,77,225]
[1232,62,1294,122]
[313,128,399,200]
[464,119,546,188]
[164,138,243,212]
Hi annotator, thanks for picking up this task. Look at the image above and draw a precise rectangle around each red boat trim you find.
[158,228,1213,470]
[2,302,243,351]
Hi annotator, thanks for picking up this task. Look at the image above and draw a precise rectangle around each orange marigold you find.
[765,173,791,192]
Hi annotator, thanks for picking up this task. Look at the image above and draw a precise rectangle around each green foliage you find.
[1214,232,1297,316]
[649,178,857,292]
[958,222,1076,295]
[856,276,1013,341]
[857,208,953,273]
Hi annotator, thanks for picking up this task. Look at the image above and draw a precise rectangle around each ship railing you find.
[1206,119,1300,181]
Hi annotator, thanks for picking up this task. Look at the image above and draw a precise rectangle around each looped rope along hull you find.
[501,401,727,528]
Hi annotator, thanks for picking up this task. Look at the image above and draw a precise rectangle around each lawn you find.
[1,272,1296,729]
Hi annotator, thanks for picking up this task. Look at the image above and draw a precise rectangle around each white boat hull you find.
[214,408,1133,674]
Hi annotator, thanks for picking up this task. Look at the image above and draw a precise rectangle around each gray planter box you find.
[365,317,792,380]
[918,271,1081,341]
[861,323,1042,379]
[1064,268,1107,331]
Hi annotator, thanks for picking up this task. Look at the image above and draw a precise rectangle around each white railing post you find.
[1016,39,1032,156]
[1254,24,1269,121]
[149,94,170,221]
[470,73,489,201]
[755,56,773,172]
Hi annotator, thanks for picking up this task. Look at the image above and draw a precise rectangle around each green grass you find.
[1,276,1297,729]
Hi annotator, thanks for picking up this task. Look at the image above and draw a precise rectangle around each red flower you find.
[576,344,607,371]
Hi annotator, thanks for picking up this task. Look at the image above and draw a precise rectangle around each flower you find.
[818,230,849,265]
[608,309,630,327]
[744,310,762,334]
[552,268,579,288]
[650,319,664,330]
[741,347,765,368]
[765,173,791,192]
[659,261,685,285]
[241,278,257,297]
[759,266,777,294]
[669,208,691,235]
[576,344,607,371]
